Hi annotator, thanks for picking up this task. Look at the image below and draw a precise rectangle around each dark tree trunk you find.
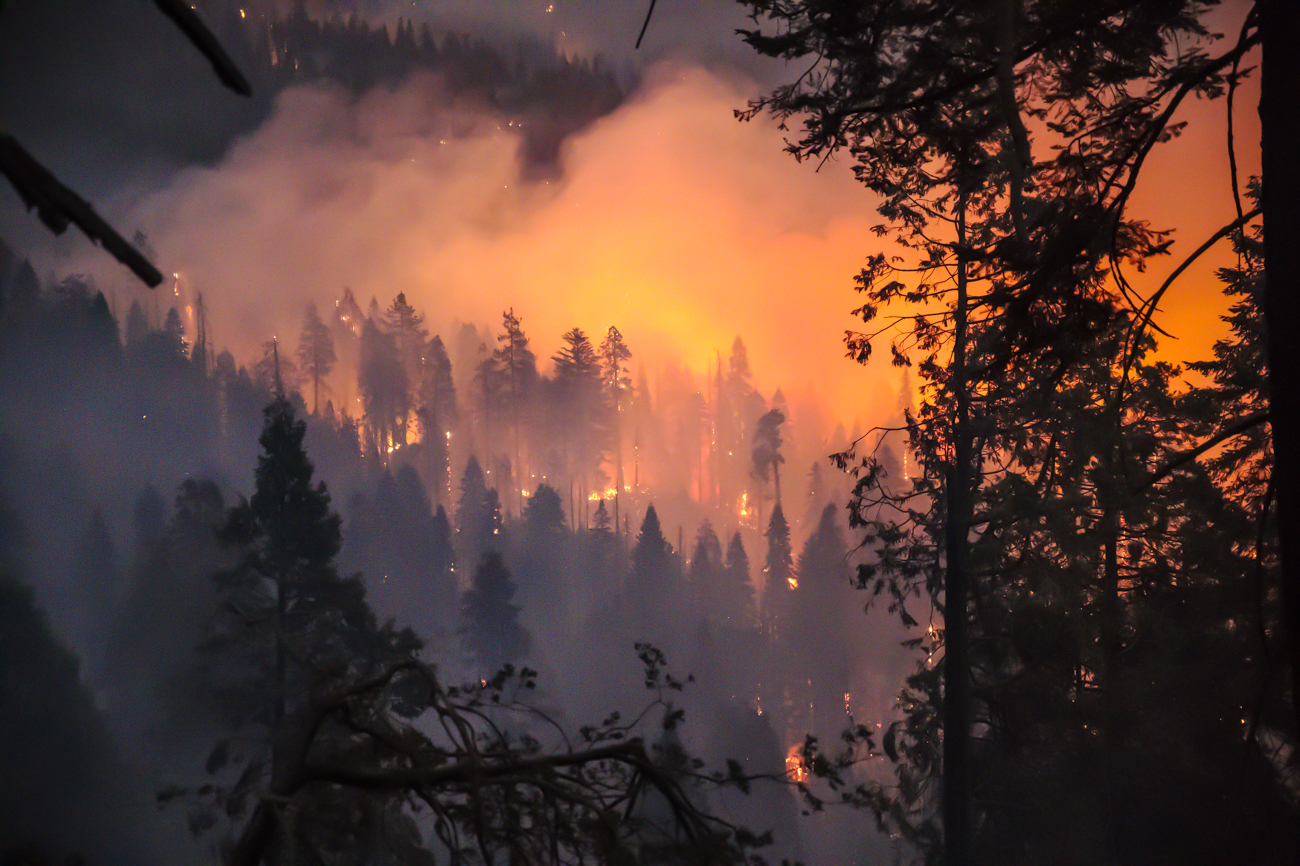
[1259,0,1300,735]
[944,206,972,866]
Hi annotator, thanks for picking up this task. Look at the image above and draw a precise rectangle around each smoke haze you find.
[68,64,901,432]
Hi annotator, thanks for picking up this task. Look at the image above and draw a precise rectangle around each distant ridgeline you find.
[203,0,628,174]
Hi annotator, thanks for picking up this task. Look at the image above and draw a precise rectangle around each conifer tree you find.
[600,325,632,498]
[454,455,493,572]
[295,302,335,415]
[417,334,457,506]
[494,308,537,511]
[688,520,724,622]
[752,407,786,508]
[629,504,682,646]
[790,503,853,741]
[214,396,379,724]
[721,531,756,630]
[386,292,427,409]
[553,327,606,503]
[759,503,793,643]
[514,483,571,637]
[357,316,407,454]
[461,550,530,676]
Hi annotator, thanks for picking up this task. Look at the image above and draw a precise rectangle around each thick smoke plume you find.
[79,64,905,430]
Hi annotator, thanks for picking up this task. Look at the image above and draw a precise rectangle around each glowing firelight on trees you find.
[785,743,808,783]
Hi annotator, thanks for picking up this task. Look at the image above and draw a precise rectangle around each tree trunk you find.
[944,203,972,866]
[1259,0,1300,735]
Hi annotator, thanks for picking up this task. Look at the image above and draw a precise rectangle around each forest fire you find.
[785,743,808,783]
[0,0,1289,864]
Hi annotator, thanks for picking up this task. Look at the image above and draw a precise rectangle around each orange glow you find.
[86,18,1259,457]
[102,69,906,442]
[785,743,807,783]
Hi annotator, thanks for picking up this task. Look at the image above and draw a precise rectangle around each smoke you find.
[72,63,903,433]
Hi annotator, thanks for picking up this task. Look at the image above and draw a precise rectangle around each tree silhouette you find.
[759,503,793,644]
[295,302,335,415]
[204,395,422,865]
[460,550,530,676]
[600,326,632,497]
[494,308,537,512]
[688,520,724,622]
[514,483,572,642]
[454,455,498,573]
[386,292,427,425]
[751,407,785,509]
[417,334,457,506]
[721,530,756,630]
[629,504,682,648]
[740,3,1279,860]
[357,316,407,456]
[553,327,607,507]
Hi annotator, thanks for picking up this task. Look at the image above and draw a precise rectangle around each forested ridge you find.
[0,254,889,864]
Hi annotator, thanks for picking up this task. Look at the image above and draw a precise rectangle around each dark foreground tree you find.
[180,397,773,866]
[739,1,1296,863]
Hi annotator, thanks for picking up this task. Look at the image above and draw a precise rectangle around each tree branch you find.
[1135,410,1269,492]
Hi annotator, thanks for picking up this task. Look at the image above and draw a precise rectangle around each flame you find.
[788,576,798,590]
[785,743,808,783]
[739,492,749,517]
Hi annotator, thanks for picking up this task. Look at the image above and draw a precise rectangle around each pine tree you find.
[454,455,500,573]
[688,520,724,622]
[216,396,357,723]
[790,504,853,741]
[417,334,458,507]
[629,504,682,646]
[553,327,607,504]
[386,292,427,415]
[514,484,571,641]
[752,407,786,508]
[721,531,756,630]
[296,302,336,415]
[760,504,793,643]
[357,316,408,455]
[600,326,632,498]
[461,550,530,676]
[493,308,537,512]
[428,504,457,635]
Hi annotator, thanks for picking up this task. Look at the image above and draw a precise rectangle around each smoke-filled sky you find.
[1,0,1261,431]
[102,65,896,426]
